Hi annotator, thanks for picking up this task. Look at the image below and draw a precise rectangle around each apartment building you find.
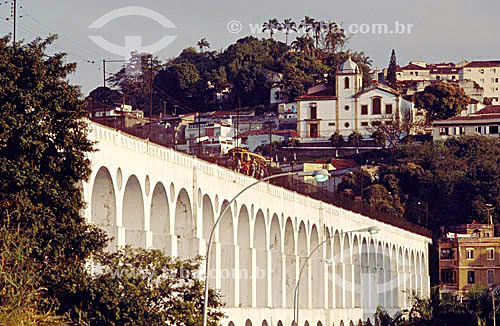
[439,223,500,297]
[460,61,500,104]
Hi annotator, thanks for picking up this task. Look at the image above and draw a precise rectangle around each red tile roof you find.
[354,84,400,98]
[464,61,500,68]
[399,63,431,71]
[330,159,359,170]
[296,88,336,100]
[476,105,500,114]
[239,129,299,138]
[444,114,500,121]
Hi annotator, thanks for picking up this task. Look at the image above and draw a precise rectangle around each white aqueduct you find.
[80,121,432,326]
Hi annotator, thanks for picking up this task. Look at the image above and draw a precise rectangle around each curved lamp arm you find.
[202,170,329,326]
[293,226,379,326]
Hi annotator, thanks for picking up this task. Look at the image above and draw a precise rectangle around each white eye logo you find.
[88,6,177,57]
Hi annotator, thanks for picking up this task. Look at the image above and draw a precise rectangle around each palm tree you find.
[282,18,297,45]
[324,21,346,54]
[197,38,210,53]
[262,18,280,39]
[312,20,325,50]
[291,36,315,56]
[299,16,315,38]
[329,131,344,157]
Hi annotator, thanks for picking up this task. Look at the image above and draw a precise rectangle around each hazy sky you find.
[1,0,499,95]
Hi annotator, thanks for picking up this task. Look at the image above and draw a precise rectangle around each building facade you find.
[296,58,418,140]
[432,105,500,141]
[460,61,500,104]
[438,223,500,297]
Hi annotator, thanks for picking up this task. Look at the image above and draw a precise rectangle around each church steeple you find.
[336,57,363,98]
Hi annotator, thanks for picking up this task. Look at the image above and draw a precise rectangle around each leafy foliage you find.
[340,136,500,229]
[83,248,225,326]
[0,35,225,325]
[0,224,69,326]
[414,82,471,121]
[387,49,397,88]
[0,34,107,316]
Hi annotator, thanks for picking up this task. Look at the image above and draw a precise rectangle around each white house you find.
[296,57,418,140]
[183,121,238,155]
[432,105,500,142]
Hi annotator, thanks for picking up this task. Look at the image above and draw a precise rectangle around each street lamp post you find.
[202,169,330,326]
[293,226,380,326]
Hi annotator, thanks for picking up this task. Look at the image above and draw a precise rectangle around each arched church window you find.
[344,77,350,89]
[372,97,381,115]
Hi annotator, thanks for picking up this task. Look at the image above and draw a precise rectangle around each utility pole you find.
[149,57,153,141]
[12,0,16,44]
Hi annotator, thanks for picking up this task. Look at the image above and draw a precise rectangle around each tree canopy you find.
[339,136,500,230]
[414,82,471,121]
[87,17,374,114]
[0,35,224,325]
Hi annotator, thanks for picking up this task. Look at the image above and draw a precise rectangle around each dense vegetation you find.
[88,17,374,114]
[0,35,223,325]
[376,286,500,326]
[339,136,500,230]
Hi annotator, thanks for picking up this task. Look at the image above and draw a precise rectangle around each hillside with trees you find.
[86,17,374,115]
[338,136,500,231]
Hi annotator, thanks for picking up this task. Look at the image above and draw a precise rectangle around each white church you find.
[293,57,422,140]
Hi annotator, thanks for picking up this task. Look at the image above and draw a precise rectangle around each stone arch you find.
[352,235,361,308]
[278,321,283,326]
[334,230,343,308]
[150,182,170,253]
[410,250,416,295]
[339,321,344,326]
[262,320,269,326]
[202,194,216,286]
[349,322,354,326]
[298,221,308,308]
[270,214,283,307]
[219,200,235,306]
[377,242,384,306]
[369,239,376,309]
[317,322,323,326]
[311,225,323,308]
[398,247,405,307]
[326,228,334,309]
[403,248,410,306]
[361,238,369,309]
[174,188,194,258]
[122,174,145,248]
[254,210,267,307]
[202,194,214,241]
[228,322,235,326]
[284,218,295,308]
[304,321,310,326]
[416,251,422,295]
[238,205,251,307]
[343,234,353,308]
[391,245,399,308]
[383,243,391,308]
[246,319,252,326]
[91,166,117,249]
[421,251,427,296]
